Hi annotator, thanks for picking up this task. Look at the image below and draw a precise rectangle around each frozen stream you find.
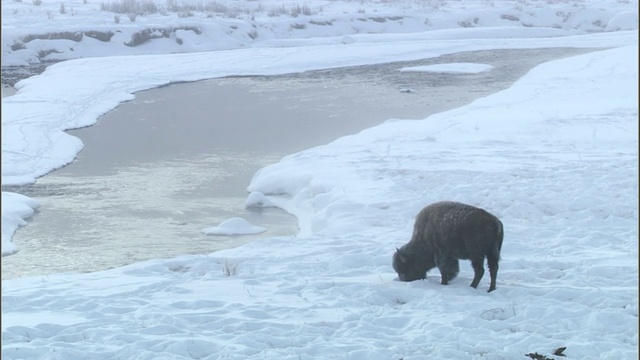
[1,47,598,279]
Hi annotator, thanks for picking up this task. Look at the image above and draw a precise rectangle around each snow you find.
[202,217,267,236]
[1,0,638,66]
[400,63,494,74]
[0,192,40,256]
[1,0,639,359]
[2,30,638,254]
[245,191,276,208]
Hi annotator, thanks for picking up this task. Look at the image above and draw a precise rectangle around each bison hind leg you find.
[469,257,485,289]
[486,253,500,292]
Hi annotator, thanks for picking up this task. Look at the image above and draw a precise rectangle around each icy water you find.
[1,47,598,279]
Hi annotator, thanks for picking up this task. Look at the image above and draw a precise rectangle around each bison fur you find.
[393,201,504,292]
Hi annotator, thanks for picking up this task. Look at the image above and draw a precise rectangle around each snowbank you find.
[1,192,40,256]
[1,0,637,66]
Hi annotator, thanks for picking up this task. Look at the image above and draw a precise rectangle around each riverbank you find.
[1,47,600,279]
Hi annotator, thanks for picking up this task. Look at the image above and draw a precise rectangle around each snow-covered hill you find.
[2,0,637,66]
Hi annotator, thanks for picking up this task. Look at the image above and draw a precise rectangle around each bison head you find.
[392,247,428,282]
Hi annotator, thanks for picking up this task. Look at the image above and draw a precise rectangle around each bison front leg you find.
[469,258,485,289]
[436,255,459,286]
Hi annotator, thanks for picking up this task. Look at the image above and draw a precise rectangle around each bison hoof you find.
[487,287,496,293]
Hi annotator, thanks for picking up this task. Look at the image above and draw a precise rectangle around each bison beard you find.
[393,201,504,292]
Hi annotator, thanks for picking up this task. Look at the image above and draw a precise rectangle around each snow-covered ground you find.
[2,0,639,359]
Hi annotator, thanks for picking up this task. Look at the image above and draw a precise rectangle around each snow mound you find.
[606,11,638,31]
[245,191,275,208]
[201,217,266,236]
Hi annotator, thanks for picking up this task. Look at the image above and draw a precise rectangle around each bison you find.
[393,201,504,292]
